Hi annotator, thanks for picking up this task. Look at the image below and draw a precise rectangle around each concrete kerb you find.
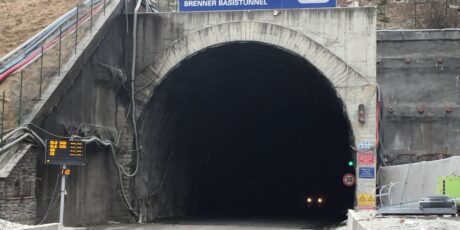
[347,210,371,230]
[347,209,460,229]
[18,223,62,230]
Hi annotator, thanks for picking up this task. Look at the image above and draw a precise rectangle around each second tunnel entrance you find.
[137,42,355,222]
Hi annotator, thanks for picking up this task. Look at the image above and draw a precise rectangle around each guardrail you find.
[0,0,114,134]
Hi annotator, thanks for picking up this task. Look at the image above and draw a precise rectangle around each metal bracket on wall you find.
[435,57,444,71]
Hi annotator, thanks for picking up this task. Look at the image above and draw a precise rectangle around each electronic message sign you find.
[179,0,336,12]
[45,139,86,165]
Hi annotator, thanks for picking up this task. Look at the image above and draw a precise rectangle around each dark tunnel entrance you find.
[138,42,355,223]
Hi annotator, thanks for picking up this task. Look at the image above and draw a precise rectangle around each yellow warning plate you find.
[358,193,376,209]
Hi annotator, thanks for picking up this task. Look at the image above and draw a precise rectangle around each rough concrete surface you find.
[11,5,377,225]
[133,8,377,221]
[378,29,460,165]
[348,210,460,230]
[28,0,133,226]
[378,156,460,205]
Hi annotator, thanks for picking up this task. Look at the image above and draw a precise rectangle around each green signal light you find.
[348,160,354,167]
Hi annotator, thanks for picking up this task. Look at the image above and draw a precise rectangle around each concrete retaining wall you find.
[378,156,460,204]
[378,29,460,165]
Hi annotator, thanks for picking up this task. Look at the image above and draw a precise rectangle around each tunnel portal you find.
[137,42,355,221]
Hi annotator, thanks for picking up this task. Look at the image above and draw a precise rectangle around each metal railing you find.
[376,182,400,207]
[0,0,114,134]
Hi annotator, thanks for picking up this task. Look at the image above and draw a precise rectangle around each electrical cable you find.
[378,95,386,166]
[0,0,110,81]
[24,123,69,139]
[124,0,129,34]
[12,3,106,75]
[114,40,179,159]
[38,174,61,225]
[75,123,111,137]
[116,104,132,146]
[375,84,386,166]
[0,134,32,152]
[8,123,139,177]
[77,136,139,217]
[142,0,159,12]
[0,126,45,154]
[0,124,140,219]
[122,0,143,179]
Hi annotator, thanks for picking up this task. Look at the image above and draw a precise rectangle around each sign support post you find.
[45,138,86,225]
[59,164,67,225]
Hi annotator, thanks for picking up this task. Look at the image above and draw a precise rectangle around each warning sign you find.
[342,173,355,187]
[358,167,375,179]
[357,152,374,165]
[358,193,376,209]
[357,141,373,150]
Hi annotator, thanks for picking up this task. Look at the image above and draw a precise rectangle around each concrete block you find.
[347,210,370,230]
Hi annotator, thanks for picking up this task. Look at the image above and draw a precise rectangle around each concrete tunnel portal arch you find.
[134,21,376,221]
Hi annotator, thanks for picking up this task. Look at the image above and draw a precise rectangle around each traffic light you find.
[348,160,354,167]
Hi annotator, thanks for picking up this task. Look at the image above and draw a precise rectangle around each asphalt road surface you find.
[72,218,344,230]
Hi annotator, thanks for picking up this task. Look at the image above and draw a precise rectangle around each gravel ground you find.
[0,0,75,57]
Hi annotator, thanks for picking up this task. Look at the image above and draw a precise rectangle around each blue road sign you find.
[179,0,336,12]
[358,167,375,179]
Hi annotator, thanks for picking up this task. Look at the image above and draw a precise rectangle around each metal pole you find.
[18,71,23,126]
[90,0,93,33]
[58,26,62,76]
[59,164,67,225]
[104,0,106,15]
[75,4,79,54]
[1,92,4,145]
[39,46,43,99]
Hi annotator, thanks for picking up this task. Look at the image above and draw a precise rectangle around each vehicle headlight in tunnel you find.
[306,197,313,203]
[317,197,323,204]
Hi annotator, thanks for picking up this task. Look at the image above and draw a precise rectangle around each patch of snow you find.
[0,219,27,230]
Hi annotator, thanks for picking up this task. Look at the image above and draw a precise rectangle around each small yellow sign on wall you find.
[358,193,376,209]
